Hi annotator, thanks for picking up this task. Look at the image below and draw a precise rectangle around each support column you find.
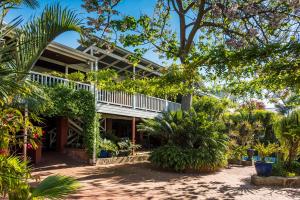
[56,117,68,153]
[132,117,136,155]
[34,144,42,164]
[23,103,28,161]
[106,118,113,133]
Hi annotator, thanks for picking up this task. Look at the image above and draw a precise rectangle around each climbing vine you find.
[41,85,100,157]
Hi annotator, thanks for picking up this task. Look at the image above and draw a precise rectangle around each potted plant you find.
[254,142,278,176]
[99,139,118,158]
[117,138,142,157]
[228,145,248,165]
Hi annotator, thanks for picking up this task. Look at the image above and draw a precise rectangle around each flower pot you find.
[255,161,272,177]
[99,150,109,158]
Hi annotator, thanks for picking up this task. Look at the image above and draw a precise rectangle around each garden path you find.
[32,154,300,200]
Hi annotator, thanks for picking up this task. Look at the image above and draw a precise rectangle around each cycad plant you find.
[0,155,80,200]
[137,110,184,145]
[275,110,300,167]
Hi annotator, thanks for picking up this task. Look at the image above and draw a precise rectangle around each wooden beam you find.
[117,65,132,73]
[92,46,161,76]
[39,56,90,72]
[102,54,129,70]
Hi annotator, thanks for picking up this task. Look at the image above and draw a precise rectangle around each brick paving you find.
[32,153,300,200]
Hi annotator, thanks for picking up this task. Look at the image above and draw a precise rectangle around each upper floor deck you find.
[30,71,181,119]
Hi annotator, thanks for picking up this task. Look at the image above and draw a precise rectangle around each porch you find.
[29,71,181,118]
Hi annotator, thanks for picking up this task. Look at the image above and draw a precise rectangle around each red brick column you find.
[34,144,42,164]
[57,117,68,153]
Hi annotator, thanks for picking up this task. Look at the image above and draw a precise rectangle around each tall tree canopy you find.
[81,0,300,110]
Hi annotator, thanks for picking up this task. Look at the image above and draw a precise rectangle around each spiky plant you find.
[0,155,80,200]
[0,2,82,104]
[275,110,300,167]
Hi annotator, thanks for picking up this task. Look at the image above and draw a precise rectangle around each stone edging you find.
[96,154,149,166]
[251,175,300,187]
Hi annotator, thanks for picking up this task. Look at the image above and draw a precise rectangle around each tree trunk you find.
[181,93,192,111]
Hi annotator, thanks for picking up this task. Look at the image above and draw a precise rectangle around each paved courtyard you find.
[33,154,300,200]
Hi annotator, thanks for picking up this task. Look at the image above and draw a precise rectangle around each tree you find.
[0,2,82,104]
[82,0,300,110]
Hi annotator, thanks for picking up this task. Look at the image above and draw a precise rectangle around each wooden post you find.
[23,103,28,161]
[132,117,136,155]
[56,117,68,153]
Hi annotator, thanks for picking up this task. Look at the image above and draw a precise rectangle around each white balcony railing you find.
[30,71,91,91]
[30,71,181,113]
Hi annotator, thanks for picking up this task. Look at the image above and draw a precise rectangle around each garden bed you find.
[228,159,253,166]
[96,153,150,165]
[251,175,300,187]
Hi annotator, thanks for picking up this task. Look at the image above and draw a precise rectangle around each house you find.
[29,41,181,164]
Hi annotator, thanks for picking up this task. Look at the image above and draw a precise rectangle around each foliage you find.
[87,66,192,100]
[66,71,86,82]
[225,109,278,146]
[225,111,263,146]
[139,109,228,149]
[0,3,82,104]
[0,108,41,152]
[240,100,266,111]
[139,97,228,172]
[81,0,300,109]
[117,138,141,152]
[150,145,227,172]
[254,142,278,162]
[193,96,231,120]
[0,155,30,199]
[272,161,300,177]
[0,155,79,199]
[31,175,80,199]
[228,145,248,161]
[201,41,300,95]
[42,85,99,157]
[275,110,300,167]
[99,139,119,156]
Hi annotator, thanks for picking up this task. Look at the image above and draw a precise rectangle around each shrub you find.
[99,139,119,156]
[150,145,227,172]
[66,71,86,82]
[139,97,229,173]
[254,142,278,162]
[272,161,300,177]
[275,110,300,167]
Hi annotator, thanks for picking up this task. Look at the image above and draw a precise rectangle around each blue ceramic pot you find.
[99,150,109,158]
[255,161,272,177]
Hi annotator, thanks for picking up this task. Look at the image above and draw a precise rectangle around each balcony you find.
[29,71,181,118]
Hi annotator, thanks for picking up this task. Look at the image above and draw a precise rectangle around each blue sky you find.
[5,0,166,64]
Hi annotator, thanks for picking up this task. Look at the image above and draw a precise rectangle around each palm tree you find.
[0,2,81,104]
[0,2,82,199]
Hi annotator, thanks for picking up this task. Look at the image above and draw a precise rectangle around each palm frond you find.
[15,4,82,78]
[31,175,80,199]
